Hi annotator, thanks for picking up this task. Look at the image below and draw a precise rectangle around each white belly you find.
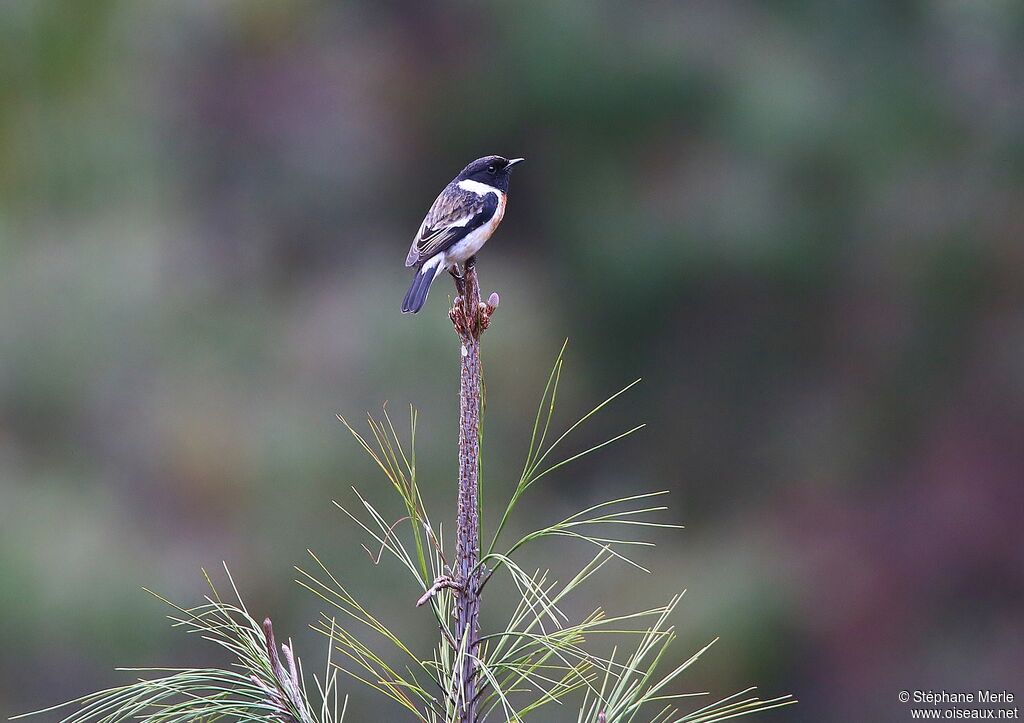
[445,192,506,264]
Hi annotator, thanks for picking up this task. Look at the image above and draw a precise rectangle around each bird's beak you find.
[506,157,525,169]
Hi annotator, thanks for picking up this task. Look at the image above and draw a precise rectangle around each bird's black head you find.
[457,155,525,193]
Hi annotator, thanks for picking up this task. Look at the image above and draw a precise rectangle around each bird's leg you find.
[448,257,486,338]
[450,264,467,298]
[462,256,488,334]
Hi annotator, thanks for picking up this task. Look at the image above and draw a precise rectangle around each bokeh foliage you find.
[3,2,1024,722]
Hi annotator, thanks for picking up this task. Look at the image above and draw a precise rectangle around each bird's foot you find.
[449,266,467,297]
[448,257,496,339]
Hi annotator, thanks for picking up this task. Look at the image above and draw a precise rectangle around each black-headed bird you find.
[402,155,524,314]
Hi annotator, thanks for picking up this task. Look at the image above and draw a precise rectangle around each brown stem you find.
[447,261,496,722]
[416,574,460,607]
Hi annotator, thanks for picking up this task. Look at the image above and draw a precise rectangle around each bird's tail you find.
[402,259,443,314]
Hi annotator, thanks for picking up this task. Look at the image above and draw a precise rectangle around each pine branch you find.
[447,259,498,723]
[17,271,797,723]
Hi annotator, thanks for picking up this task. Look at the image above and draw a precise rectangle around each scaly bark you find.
[447,261,497,723]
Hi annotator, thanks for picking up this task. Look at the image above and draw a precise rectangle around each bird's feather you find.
[405,184,499,266]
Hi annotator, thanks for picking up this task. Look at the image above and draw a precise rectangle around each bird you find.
[402,155,524,313]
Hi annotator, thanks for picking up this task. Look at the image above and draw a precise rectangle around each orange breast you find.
[488,192,507,232]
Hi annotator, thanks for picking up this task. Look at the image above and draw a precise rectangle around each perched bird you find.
[402,155,524,313]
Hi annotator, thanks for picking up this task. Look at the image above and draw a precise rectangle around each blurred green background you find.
[3,1,1023,721]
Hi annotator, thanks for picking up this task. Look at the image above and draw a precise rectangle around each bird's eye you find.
[487,165,496,174]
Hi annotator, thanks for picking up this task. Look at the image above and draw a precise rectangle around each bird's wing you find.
[406,185,498,266]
